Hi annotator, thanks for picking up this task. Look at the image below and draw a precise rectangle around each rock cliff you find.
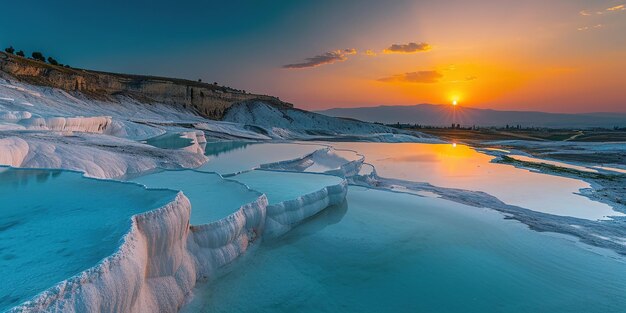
[0,52,291,120]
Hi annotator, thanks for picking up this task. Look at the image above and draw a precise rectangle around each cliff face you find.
[0,52,291,120]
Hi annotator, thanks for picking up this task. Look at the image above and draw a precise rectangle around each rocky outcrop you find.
[0,52,292,120]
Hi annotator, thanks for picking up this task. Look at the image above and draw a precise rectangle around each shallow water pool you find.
[145,132,194,149]
[593,165,626,174]
[331,142,621,220]
[203,141,257,157]
[229,170,343,204]
[199,143,324,175]
[507,154,598,173]
[0,168,176,311]
[183,186,626,313]
[130,170,261,224]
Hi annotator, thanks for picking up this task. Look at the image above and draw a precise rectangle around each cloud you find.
[607,4,625,11]
[580,4,623,16]
[577,24,603,31]
[378,70,443,83]
[363,49,377,56]
[448,76,478,83]
[283,49,357,69]
[579,10,604,15]
[383,42,432,54]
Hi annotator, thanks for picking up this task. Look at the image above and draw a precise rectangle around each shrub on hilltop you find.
[31,51,46,62]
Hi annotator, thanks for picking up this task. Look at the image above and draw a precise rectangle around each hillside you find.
[222,100,435,142]
[317,104,626,129]
[0,51,290,119]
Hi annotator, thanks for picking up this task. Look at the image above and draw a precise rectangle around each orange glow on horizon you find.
[270,1,626,113]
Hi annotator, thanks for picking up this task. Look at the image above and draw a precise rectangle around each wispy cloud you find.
[606,4,625,11]
[378,70,443,83]
[283,49,357,69]
[383,42,432,54]
[579,10,604,16]
[580,4,624,16]
[578,24,603,31]
[448,76,478,83]
[363,49,377,56]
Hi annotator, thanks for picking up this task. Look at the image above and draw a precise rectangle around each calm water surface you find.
[330,142,621,220]
[0,168,175,311]
[199,143,324,175]
[230,170,343,204]
[130,170,261,224]
[183,187,626,313]
[144,132,194,149]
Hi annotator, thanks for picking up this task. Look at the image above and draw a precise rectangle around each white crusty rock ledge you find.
[9,193,197,313]
[0,136,29,167]
[18,116,112,133]
[264,178,348,237]
[0,132,208,179]
[260,147,365,178]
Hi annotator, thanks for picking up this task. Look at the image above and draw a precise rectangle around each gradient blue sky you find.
[1,0,625,112]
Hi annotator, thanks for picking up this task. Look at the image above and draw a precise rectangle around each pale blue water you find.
[0,168,176,312]
[145,132,194,149]
[204,141,257,157]
[229,170,343,204]
[183,186,626,313]
[199,143,324,175]
[130,170,261,224]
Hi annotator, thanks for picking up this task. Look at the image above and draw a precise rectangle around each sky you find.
[1,0,625,113]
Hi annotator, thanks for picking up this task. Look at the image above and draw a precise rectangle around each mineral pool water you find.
[183,186,626,313]
[0,167,176,311]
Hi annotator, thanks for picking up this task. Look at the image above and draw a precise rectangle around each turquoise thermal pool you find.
[130,170,261,224]
[182,186,626,313]
[199,142,324,175]
[230,170,344,204]
[145,132,194,149]
[0,168,176,312]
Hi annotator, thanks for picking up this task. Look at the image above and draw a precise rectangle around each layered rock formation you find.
[0,52,291,119]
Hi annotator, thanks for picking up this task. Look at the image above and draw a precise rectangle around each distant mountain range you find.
[316,104,626,128]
